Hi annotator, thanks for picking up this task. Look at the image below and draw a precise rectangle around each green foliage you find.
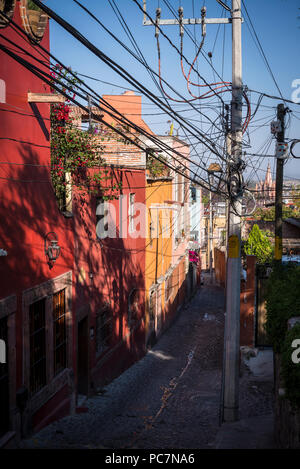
[146,153,170,179]
[264,229,275,239]
[27,0,41,11]
[291,184,300,211]
[253,205,300,221]
[202,194,209,205]
[243,224,274,264]
[50,65,121,209]
[265,264,300,354]
[281,324,300,408]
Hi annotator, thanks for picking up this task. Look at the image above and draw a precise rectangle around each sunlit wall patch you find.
[0,79,6,103]
[19,0,48,43]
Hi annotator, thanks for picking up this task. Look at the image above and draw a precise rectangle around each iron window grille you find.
[53,289,67,376]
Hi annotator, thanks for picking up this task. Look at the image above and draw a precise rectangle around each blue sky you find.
[46,0,300,184]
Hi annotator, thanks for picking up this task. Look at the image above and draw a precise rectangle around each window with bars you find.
[191,185,196,203]
[0,317,9,437]
[53,289,67,376]
[96,307,113,356]
[29,298,46,394]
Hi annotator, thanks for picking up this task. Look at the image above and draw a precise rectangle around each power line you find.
[36,0,226,159]
[0,41,227,196]
[161,0,229,86]
[0,5,232,192]
[71,0,228,149]
[241,0,286,104]
[0,21,225,190]
[135,0,231,104]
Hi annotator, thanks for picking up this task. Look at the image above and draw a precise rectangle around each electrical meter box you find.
[276,142,288,159]
[271,120,282,135]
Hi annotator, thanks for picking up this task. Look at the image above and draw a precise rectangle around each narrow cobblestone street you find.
[20,279,274,449]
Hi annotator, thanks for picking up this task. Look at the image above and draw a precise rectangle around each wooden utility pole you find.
[274,104,287,261]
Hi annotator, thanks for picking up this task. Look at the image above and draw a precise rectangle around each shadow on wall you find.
[0,142,74,297]
[72,185,146,389]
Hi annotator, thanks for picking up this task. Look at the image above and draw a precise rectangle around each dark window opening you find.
[191,186,196,203]
[53,289,67,376]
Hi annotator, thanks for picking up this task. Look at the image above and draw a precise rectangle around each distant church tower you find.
[255,162,276,207]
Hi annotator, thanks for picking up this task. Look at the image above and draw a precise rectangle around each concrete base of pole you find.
[223,407,239,422]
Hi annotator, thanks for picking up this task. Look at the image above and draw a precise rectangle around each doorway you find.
[77,316,89,395]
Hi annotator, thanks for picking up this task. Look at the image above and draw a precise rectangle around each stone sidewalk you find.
[19,281,275,449]
[214,349,275,449]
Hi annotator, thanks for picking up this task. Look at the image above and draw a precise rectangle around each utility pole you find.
[274,103,287,262]
[142,0,244,423]
[222,0,243,422]
[209,175,214,283]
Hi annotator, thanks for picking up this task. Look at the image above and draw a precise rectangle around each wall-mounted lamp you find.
[44,232,60,268]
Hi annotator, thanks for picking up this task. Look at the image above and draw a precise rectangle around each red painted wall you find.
[0,9,74,297]
[0,5,74,436]
[0,5,147,434]
[72,168,146,390]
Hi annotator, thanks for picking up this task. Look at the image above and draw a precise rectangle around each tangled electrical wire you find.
[290,140,300,159]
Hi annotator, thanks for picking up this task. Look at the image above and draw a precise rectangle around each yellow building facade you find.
[143,136,191,349]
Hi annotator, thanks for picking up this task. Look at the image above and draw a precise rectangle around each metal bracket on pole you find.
[155,8,161,38]
[142,0,243,26]
[178,6,184,37]
[201,6,207,37]
[143,17,240,26]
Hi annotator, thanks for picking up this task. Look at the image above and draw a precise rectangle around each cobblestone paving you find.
[19,279,274,449]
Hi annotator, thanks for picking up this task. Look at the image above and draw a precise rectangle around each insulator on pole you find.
[155,8,161,38]
[178,6,184,37]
